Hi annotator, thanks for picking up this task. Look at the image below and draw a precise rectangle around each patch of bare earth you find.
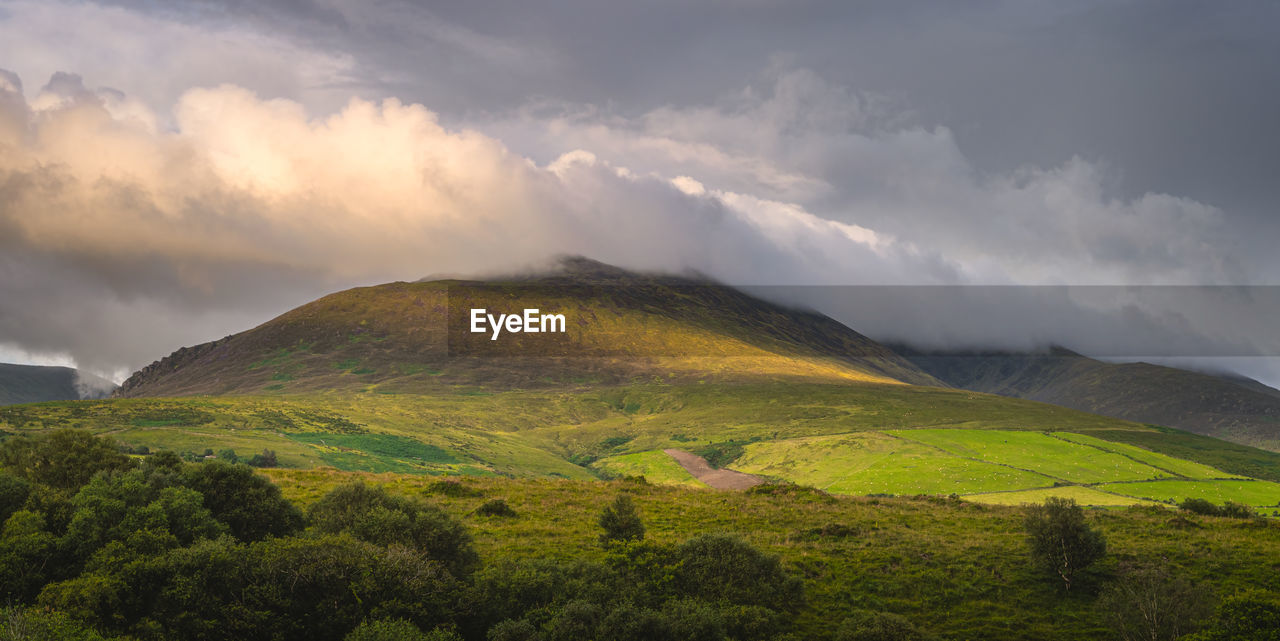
[663,448,764,490]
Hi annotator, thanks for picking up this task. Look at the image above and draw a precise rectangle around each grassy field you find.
[256,468,1280,641]
[1098,479,1280,510]
[593,450,706,487]
[6,380,1280,511]
[963,486,1158,507]
[1048,431,1240,479]
[730,432,1055,495]
[886,429,1169,484]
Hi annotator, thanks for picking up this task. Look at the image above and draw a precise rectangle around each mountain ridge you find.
[896,345,1280,450]
[0,363,116,405]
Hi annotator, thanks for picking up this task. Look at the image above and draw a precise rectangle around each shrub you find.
[0,605,117,641]
[834,610,939,641]
[0,430,133,491]
[672,534,804,612]
[1183,590,1280,641]
[180,460,304,541]
[486,619,539,641]
[425,480,482,498]
[475,499,517,518]
[543,600,605,641]
[309,482,478,576]
[0,472,30,524]
[1023,497,1106,591]
[598,604,674,641]
[691,443,745,469]
[246,449,278,468]
[1178,498,1257,520]
[345,618,460,641]
[599,495,645,545]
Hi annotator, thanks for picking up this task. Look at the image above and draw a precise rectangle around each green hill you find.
[897,346,1280,451]
[115,257,939,398]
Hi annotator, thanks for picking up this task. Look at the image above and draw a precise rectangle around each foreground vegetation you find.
[4,430,1279,640]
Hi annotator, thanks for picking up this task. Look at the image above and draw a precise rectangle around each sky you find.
[0,0,1277,384]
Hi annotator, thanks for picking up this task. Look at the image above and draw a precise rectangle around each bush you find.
[63,470,227,561]
[0,430,133,491]
[0,510,59,602]
[598,604,674,641]
[486,619,539,641]
[544,600,605,641]
[246,450,278,468]
[345,618,460,641]
[691,443,745,469]
[834,610,939,641]
[672,534,803,612]
[0,473,30,524]
[1183,590,1280,641]
[425,480,482,498]
[1180,498,1258,519]
[599,495,645,545]
[0,605,117,641]
[1023,497,1106,591]
[180,461,303,541]
[308,482,478,576]
[475,499,517,518]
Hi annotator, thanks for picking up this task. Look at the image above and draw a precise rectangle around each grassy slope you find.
[115,259,939,398]
[261,469,1280,641]
[9,380,1280,509]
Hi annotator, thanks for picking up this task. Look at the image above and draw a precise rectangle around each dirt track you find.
[663,449,765,490]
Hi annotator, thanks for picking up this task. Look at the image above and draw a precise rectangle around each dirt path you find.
[663,449,765,490]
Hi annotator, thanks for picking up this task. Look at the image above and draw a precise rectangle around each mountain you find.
[0,363,116,405]
[10,258,1280,511]
[897,346,1280,450]
[116,257,941,397]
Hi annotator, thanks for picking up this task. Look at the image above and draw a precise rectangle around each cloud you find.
[0,70,926,377]
[0,63,1269,382]
[480,68,1241,286]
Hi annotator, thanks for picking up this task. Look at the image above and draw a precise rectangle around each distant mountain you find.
[0,363,116,405]
[116,257,941,397]
[897,346,1280,450]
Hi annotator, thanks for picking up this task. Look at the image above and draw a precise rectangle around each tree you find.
[0,605,118,641]
[598,495,645,545]
[1182,590,1280,641]
[0,430,133,491]
[1098,562,1209,641]
[247,450,278,468]
[180,460,303,541]
[62,469,227,561]
[0,472,31,524]
[1023,497,1106,591]
[216,449,239,465]
[308,482,477,576]
[0,510,59,602]
[672,534,803,612]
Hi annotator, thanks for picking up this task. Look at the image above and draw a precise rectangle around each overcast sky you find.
[0,0,1277,383]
